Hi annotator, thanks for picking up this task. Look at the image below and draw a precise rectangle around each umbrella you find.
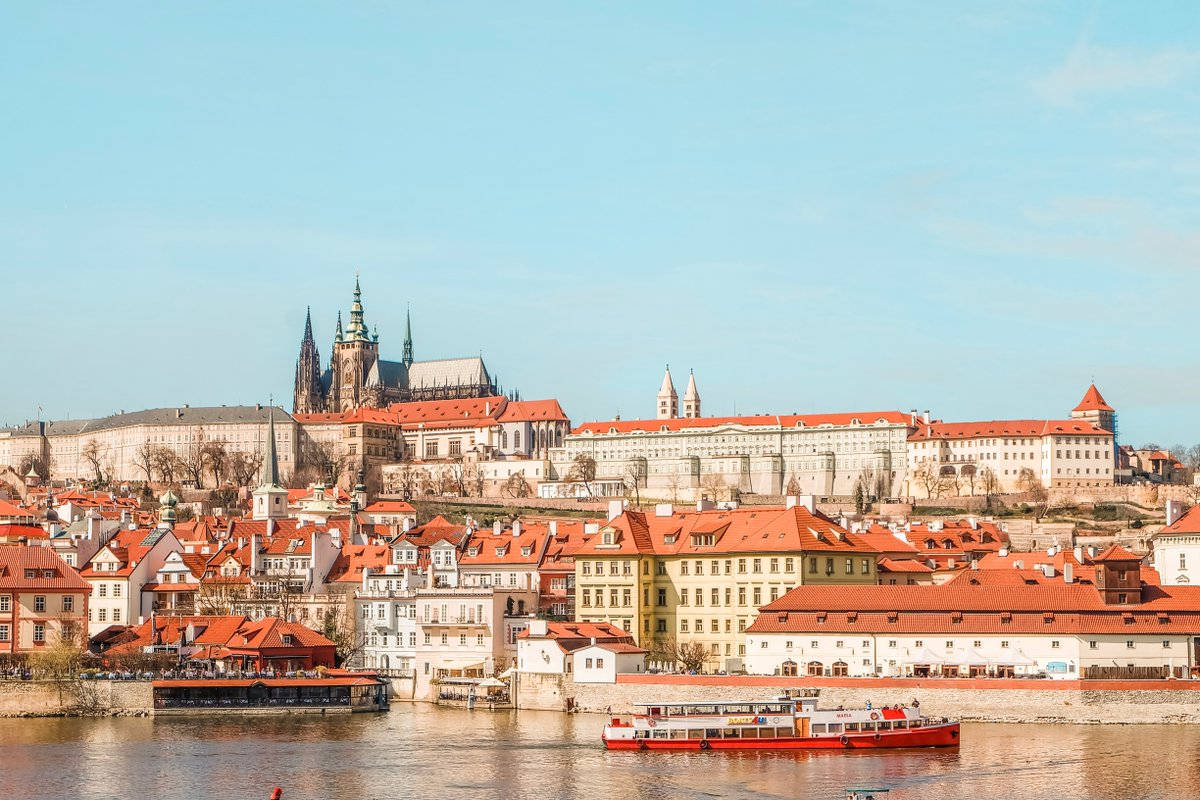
[477,677,506,688]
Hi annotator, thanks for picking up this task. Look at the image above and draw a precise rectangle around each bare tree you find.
[665,471,683,505]
[940,466,960,497]
[228,450,264,487]
[960,464,977,496]
[915,461,941,499]
[392,462,421,499]
[133,441,156,484]
[565,454,597,497]
[81,439,106,485]
[649,636,710,673]
[149,446,179,484]
[176,427,207,488]
[446,456,469,496]
[299,437,346,485]
[1017,467,1050,521]
[201,439,229,487]
[196,578,246,615]
[621,461,644,507]
[979,467,1000,508]
[785,475,802,496]
[699,472,727,502]
[320,599,364,667]
[500,471,532,499]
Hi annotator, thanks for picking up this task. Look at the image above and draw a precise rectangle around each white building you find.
[81,525,181,636]
[517,619,646,683]
[745,562,1200,680]
[1154,503,1200,586]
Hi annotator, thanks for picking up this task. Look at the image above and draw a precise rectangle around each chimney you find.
[512,519,522,538]
[967,516,978,530]
[249,533,259,574]
[789,495,815,513]
[529,618,548,636]
[655,503,673,517]
[999,547,1008,557]
[607,500,624,521]
[548,521,558,536]
[267,518,277,538]
[86,511,101,540]
[120,509,131,525]
[1074,545,1084,562]
[493,520,503,536]
[402,517,413,533]
[362,566,371,593]
[1063,562,1074,584]
[910,409,917,426]
[922,410,931,424]
[696,498,715,512]
[485,400,491,415]
[1042,564,1054,578]
[1166,500,1184,527]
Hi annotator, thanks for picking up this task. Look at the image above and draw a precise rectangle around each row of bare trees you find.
[127,433,264,489]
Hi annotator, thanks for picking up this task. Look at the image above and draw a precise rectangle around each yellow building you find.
[573,501,880,671]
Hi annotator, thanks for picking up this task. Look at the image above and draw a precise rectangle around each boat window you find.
[776,727,792,738]
[669,729,687,739]
[636,730,649,738]
[911,720,922,728]
[893,720,907,729]
[705,729,720,739]
[688,729,704,739]
[758,727,775,739]
[693,705,717,715]
[879,721,892,730]
[725,703,752,714]
[845,722,861,731]
[722,728,739,738]
[811,723,826,734]
[648,707,662,716]
[666,706,684,716]
[763,704,784,714]
[652,730,668,739]
[827,723,843,733]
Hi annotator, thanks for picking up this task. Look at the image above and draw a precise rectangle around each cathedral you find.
[293,278,498,413]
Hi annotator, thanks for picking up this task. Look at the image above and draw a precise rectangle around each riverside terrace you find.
[152,673,389,713]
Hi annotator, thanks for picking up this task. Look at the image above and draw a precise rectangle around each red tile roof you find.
[389,396,506,429]
[363,500,416,514]
[1091,544,1142,563]
[909,419,1112,441]
[326,544,391,583]
[519,620,643,653]
[1073,383,1114,413]
[878,558,933,573]
[497,399,569,423]
[0,500,36,519]
[0,546,90,591]
[1160,505,1200,536]
[0,524,49,541]
[574,411,913,436]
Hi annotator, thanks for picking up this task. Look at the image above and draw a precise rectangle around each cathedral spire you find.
[657,364,678,420]
[303,306,314,342]
[293,307,323,413]
[402,305,414,368]
[347,274,370,341]
[334,310,344,343]
[260,405,282,489]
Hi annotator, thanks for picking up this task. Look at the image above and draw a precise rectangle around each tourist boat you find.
[602,690,959,751]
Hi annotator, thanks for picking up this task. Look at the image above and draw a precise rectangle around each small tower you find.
[657,365,678,420]
[682,369,701,418]
[329,276,381,411]
[252,407,288,521]
[158,489,179,529]
[1071,383,1117,460]
[1091,544,1143,604]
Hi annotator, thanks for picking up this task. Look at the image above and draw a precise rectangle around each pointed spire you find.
[303,306,314,342]
[402,305,414,368]
[347,274,369,340]
[683,369,701,418]
[260,406,281,488]
[335,310,344,343]
[684,369,698,398]
[657,364,678,420]
[658,364,677,396]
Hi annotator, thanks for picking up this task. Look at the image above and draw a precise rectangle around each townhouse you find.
[0,546,90,652]
[572,499,880,671]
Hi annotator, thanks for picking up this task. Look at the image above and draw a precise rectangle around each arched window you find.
[806,661,823,676]
[781,660,798,677]
[832,660,849,677]
[514,430,521,450]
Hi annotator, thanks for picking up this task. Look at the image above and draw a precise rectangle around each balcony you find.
[422,616,489,629]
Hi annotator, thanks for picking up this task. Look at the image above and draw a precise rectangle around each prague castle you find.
[293,278,498,413]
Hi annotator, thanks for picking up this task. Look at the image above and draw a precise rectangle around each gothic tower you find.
[657,365,678,420]
[1071,382,1117,461]
[293,307,324,414]
[402,306,414,368]
[682,369,701,418]
[329,276,380,411]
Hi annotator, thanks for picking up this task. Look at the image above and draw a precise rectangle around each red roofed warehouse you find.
[517,619,646,683]
[108,615,336,671]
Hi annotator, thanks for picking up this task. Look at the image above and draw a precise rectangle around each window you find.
[680,619,689,633]
[887,640,896,648]
[770,558,779,573]
[738,587,746,606]
[0,625,7,642]
[711,588,720,606]
[738,559,747,574]
[657,589,666,606]
[680,561,689,576]
[113,584,121,598]
[752,558,762,574]
[695,560,704,575]
[441,633,448,645]
[1126,641,1135,649]
[1163,640,1172,648]
[845,559,853,575]
[622,589,631,607]
[98,584,107,598]
[34,596,45,613]
[752,587,762,606]
[33,624,44,643]
[0,596,8,612]
[656,619,666,633]
[424,440,439,459]
[459,634,467,646]
[861,559,871,574]
[1051,640,1060,649]
[62,596,74,612]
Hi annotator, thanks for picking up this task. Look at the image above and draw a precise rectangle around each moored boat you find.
[602,689,959,751]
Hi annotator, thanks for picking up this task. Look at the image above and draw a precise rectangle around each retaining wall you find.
[0,679,152,717]
[516,673,1200,724]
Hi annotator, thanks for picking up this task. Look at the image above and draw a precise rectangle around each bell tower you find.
[330,276,380,411]
[657,365,678,420]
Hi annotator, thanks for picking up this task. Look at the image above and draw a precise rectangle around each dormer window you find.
[601,532,614,546]
[690,534,715,547]
[468,548,479,557]
[281,634,294,646]
[521,546,532,557]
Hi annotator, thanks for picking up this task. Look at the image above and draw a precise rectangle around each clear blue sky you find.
[3,2,1198,446]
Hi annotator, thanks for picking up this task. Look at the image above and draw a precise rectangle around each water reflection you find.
[0,708,1198,800]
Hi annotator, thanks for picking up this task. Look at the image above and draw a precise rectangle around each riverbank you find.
[516,673,1200,724]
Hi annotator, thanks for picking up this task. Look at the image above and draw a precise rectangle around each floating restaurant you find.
[152,674,389,713]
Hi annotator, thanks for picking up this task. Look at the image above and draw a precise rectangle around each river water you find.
[3,707,1198,800]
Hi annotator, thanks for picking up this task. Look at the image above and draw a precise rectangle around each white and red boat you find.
[602,690,959,751]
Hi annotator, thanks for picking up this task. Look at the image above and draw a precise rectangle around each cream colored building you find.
[0,406,298,485]
[572,500,881,672]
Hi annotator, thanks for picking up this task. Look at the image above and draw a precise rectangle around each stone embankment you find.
[515,674,1200,725]
[0,679,153,717]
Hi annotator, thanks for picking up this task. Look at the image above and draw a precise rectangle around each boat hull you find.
[603,722,960,751]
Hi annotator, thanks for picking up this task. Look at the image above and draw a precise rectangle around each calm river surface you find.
[2,707,1198,800]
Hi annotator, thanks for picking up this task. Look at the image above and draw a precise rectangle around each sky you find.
[2,2,1198,446]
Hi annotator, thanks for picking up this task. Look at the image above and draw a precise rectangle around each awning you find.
[496,667,517,679]
[435,659,485,671]
[477,677,506,688]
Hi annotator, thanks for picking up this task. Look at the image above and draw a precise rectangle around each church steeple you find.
[657,364,678,419]
[292,306,324,414]
[402,306,414,368]
[334,310,344,343]
[252,405,288,520]
[683,369,701,418]
[346,275,370,341]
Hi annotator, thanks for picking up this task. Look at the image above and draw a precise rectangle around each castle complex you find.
[293,278,498,413]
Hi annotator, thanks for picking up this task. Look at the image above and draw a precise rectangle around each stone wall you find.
[516,674,1200,724]
[0,679,152,717]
